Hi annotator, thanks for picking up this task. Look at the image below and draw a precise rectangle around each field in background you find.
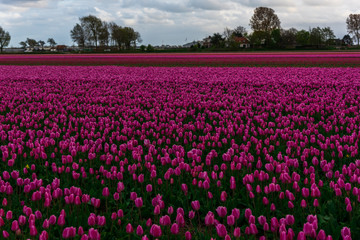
[1,52,360,67]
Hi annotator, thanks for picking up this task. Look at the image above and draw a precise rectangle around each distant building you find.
[56,45,67,52]
[3,48,25,53]
[201,37,212,48]
[182,41,199,48]
[233,37,251,48]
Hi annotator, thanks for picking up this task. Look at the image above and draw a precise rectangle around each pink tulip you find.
[154,205,161,215]
[317,229,326,240]
[216,224,227,238]
[176,213,185,227]
[39,230,49,240]
[130,192,137,200]
[11,220,19,232]
[188,210,195,219]
[135,197,143,208]
[185,231,192,240]
[49,215,57,225]
[341,227,351,239]
[58,215,65,226]
[205,211,215,226]
[150,224,162,237]
[170,223,179,234]
[227,215,235,226]
[234,227,241,238]
[191,200,200,211]
[2,230,9,238]
[258,215,267,225]
[126,223,134,233]
[5,210,12,220]
[216,206,227,217]
[136,225,144,236]
[88,215,96,226]
[160,215,171,226]
[168,206,174,215]
[220,191,227,202]
[146,184,153,192]
[102,187,109,197]
[30,224,38,236]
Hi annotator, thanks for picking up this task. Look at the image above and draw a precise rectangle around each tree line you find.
[206,7,360,49]
[18,38,57,49]
[70,15,142,50]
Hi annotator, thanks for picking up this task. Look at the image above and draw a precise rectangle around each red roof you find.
[233,37,250,44]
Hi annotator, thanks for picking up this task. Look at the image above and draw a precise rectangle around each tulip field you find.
[1,52,360,67]
[1,54,360,239]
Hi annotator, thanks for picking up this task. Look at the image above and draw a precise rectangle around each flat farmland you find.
[1,52,360,67]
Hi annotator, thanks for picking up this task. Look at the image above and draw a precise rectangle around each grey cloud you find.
[0,0,40,3]
[120,0,189,13]
[230,0,294,8]
[188,0,230,10]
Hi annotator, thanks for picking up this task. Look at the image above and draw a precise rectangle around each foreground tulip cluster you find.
[0,66,360,239]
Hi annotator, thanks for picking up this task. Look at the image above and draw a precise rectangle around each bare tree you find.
[79,15,103,49]
[322,27,335,45]
[70,24,86,48]
[232,26,247,37]
[250,7,281,34]
[109,22,125,49]
[346,14,360,46]
[0,26,11,53]
[223,27,233,42]
[98,21,110,47]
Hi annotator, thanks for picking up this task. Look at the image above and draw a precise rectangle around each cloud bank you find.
[0,0,358,46]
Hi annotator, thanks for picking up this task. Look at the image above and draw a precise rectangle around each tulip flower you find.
[150,224,162,237]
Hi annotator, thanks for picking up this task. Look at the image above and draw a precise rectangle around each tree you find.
[210,33,225,48]
[146,44,154,52]
[309,27,324,47]
[133,31,142,48]
[322,27,335,45]
[270,29,281,48]
[249,31,268,47]
[109,22,125,49]
[26,38,37,48]
[232,26,247,37]
[19,41,27,49]
[38,40,45,50]
[296,30,310,46]
[79,15,103,49]
[47,38,57,47]
[98,21,110,47]
[109,23,141,50]
[281,28,298,47]
[70,24,86,48]
[250,7,280,47]
[223,27,233,43]
[346,14,360,46]
[250,7,281,34]
[0,26,11,53]
[342,34,353,46]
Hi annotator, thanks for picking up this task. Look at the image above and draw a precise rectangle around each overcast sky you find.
[0,0,359,47]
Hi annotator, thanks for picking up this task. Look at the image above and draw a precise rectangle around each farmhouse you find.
[233,37,250,48]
